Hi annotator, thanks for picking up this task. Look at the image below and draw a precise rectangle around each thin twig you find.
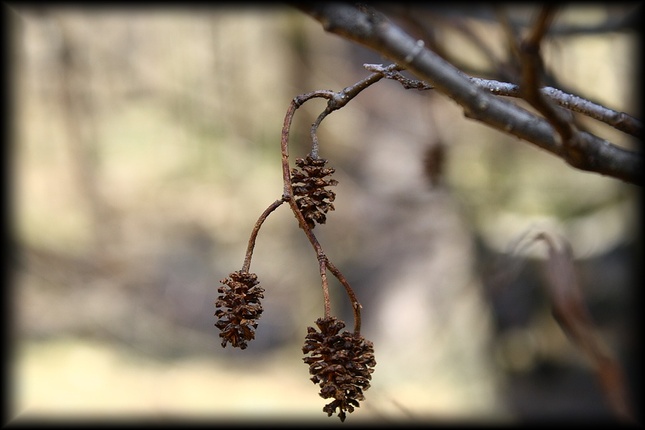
[310,65,397,158]
[281,92,335,318]
[282,100,345,323]
[280,74,391,331]
[241,198,286,273]
[364,63,642,139]
[326,259,362,334]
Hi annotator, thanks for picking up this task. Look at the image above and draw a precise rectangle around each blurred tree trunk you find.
[55,13,114,261]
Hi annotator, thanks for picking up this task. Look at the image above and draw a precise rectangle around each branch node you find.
[328,91,349,110]
[404,39,425,64]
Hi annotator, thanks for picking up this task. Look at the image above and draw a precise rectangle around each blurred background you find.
[6,4,641,425]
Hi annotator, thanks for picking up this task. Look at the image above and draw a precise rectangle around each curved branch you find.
[280,90,365,332]
[295,3,642,185]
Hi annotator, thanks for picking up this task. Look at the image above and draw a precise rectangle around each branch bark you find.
[294,3,642,186]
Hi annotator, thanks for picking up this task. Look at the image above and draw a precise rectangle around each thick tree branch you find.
[295,3,642,185]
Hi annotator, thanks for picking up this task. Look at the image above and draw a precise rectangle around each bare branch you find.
[471,79,643,138]
[365,63,642,138]
[531,232,635,422]
[295,3,642,185]
[310,64,396,157]
[516,6,585,166]
[281,89,374,332]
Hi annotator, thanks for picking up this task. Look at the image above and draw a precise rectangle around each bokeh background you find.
[6,4,641,424]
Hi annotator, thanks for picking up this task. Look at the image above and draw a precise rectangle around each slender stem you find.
[309,109,327,159]
[279,68,394,329]
[281,91,335,198]
[310,67,393,158]
[318,255,332,318]
[281,91,366,328]
[281,92,335,318]
[241,198,286,273]
[326,259,362,334]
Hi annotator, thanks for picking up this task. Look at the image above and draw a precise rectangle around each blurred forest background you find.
[6,4,641,424]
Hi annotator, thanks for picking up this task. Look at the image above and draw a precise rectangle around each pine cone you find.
[302,316,377,422]
[215,271,264,349]
[290,155,338,229]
